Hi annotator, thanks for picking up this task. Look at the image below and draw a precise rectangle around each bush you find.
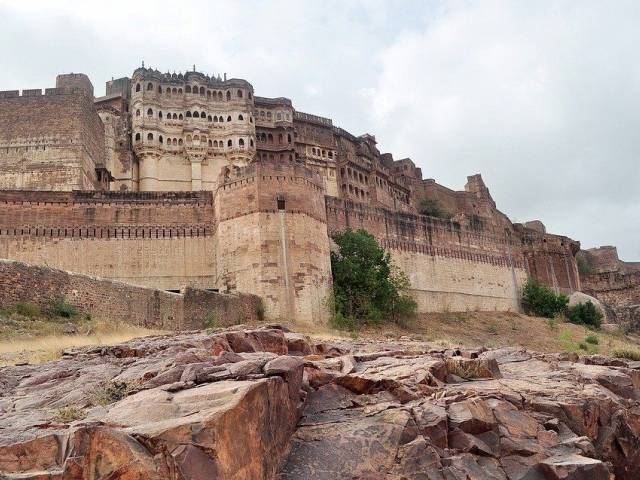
[585,334,599,345]
[521,279,568,318]
[48,296,78,319]
[567,301,602,329]
[92,380,139,406]
[330,229,417,330]
[576,256,593,275]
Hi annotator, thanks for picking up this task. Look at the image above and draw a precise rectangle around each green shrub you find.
[521,278,568,318]
[14,302,40,318]
[578,341,588,351]
[567,301,602,329]
[611,348,640,361]
[585,334,599,345]
[330,229,417,330]
[48,296,78,318]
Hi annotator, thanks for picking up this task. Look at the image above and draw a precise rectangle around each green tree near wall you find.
[330,229,417,330]
[418,198,451,219]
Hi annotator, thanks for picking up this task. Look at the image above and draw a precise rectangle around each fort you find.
[0,67,620,326]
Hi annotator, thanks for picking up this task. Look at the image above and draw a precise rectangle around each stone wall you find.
[0,86,104,191]
[214,160,332,324]
[326,197,527,312]
[0,191,216,290]
[0,259,261,329]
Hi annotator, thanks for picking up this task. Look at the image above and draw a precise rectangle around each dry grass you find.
[289,311,640,356]
[0,319,162,366]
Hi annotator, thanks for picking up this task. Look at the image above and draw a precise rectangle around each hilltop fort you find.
[0,67,632,326]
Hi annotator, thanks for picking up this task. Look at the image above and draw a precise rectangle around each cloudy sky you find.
[1,0,638,260]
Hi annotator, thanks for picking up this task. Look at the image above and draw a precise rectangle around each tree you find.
[330,229,417,330]
[521,278,569,318]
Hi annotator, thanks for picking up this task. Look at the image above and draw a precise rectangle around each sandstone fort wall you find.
[214,160,332,324]
[0,88,104,191]
[325,197,527,311]
[0,191,216,290]
[0,259,260,329]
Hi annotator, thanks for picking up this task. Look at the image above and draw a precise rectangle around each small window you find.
[227,115,232,122]
[135,133,141,141]
[208,115,212,121]
[147,82,153,91]
[186,85,192,93]
[277,197,285,211]
[250,139,254,147]
[239,138,245,147]
[178,138,183,146]
[193,111,199,118]
[237,89,243,98]
[178,114,183,120]
[147,133,153,140]
[135,83,141,92]
[147,108,153,116]
[186,111,192,117]
[238,114,244,121]
[201,111,206,118]
[159,135,163,143]
[200,86,205,95]
[178,88,182,94]
[157,85,162,93]
[135,109,140,117]
[226,91,231,101]
[227,139,233,147]
[158,111,163,119]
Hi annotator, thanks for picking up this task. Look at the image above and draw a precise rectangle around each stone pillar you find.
[138,153,159,191]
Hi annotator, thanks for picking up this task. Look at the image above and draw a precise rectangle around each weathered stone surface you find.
[3,328,640,479]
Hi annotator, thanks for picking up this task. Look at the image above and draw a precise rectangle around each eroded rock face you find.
[2,330,640,479]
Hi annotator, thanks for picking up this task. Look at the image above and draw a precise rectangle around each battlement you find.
[294,111,333,127]
[0,86,93,99]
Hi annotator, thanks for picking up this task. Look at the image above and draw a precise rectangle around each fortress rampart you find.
[0,68,595,324]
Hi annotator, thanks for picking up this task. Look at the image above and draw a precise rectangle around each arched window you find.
[173,113,177,119]
[214,140,218,147]
[267,111,272,119]
[261,133,266,141]
[194,135,200,142]
[173,138,177,146]
[135,83,141,92]
[207,91,211,99]
[260,111,265,118]
[147,133,153,140]
[248,92,252,99]
[238,114,244,121]
[277,113,282,120]
[201,111,206,118]
[250,139,254,147]
[178,113,183,120]
[186,111,192,117]
[213,116,218,123]
[159,135,163,144]
[312,148,317,155]
[237,89,243,98]
[178,88,182,94]
[186,135,192,143]
[227,139,233,147]
[166,89,171,96]
[178,138,183,146]
[200,86,205,95]
[157,86,162,93]
[218,116,224,122]
[172,87,177,94]
[226,91,231,101]
[135,109,140,116]
[287,134,291,143]
[186,85,192,93]
[147,82,153,91]
[159,111,163,119]
[249,117,253,123]
[239,138,245,147]
[328,151,333,158]
[218,91,223,100]
[193,111,199,118]
[147,108,153,116]
[135,133,141,141]
[208,139,212,147]
[278,133,283,143]
[208,115,212,121]
[227,116,232,122]
[268,133,273,142]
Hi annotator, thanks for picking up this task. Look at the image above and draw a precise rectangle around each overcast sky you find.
[0,0,638,260]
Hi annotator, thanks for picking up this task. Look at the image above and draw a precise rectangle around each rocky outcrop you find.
[2,328,640,479]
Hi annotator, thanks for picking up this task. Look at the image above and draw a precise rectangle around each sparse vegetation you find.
[418,198,451,219]
[14,302,40,318]
[203,312,220,329]
[567,301,602,329]
[611,348,640,361]
[445,358,486,379]
[521,278,568,318]
[576,256,594,275]
[330,229,417,330]
[92,380,139,406]
[53,405,86,423]
[486,321,498,334]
